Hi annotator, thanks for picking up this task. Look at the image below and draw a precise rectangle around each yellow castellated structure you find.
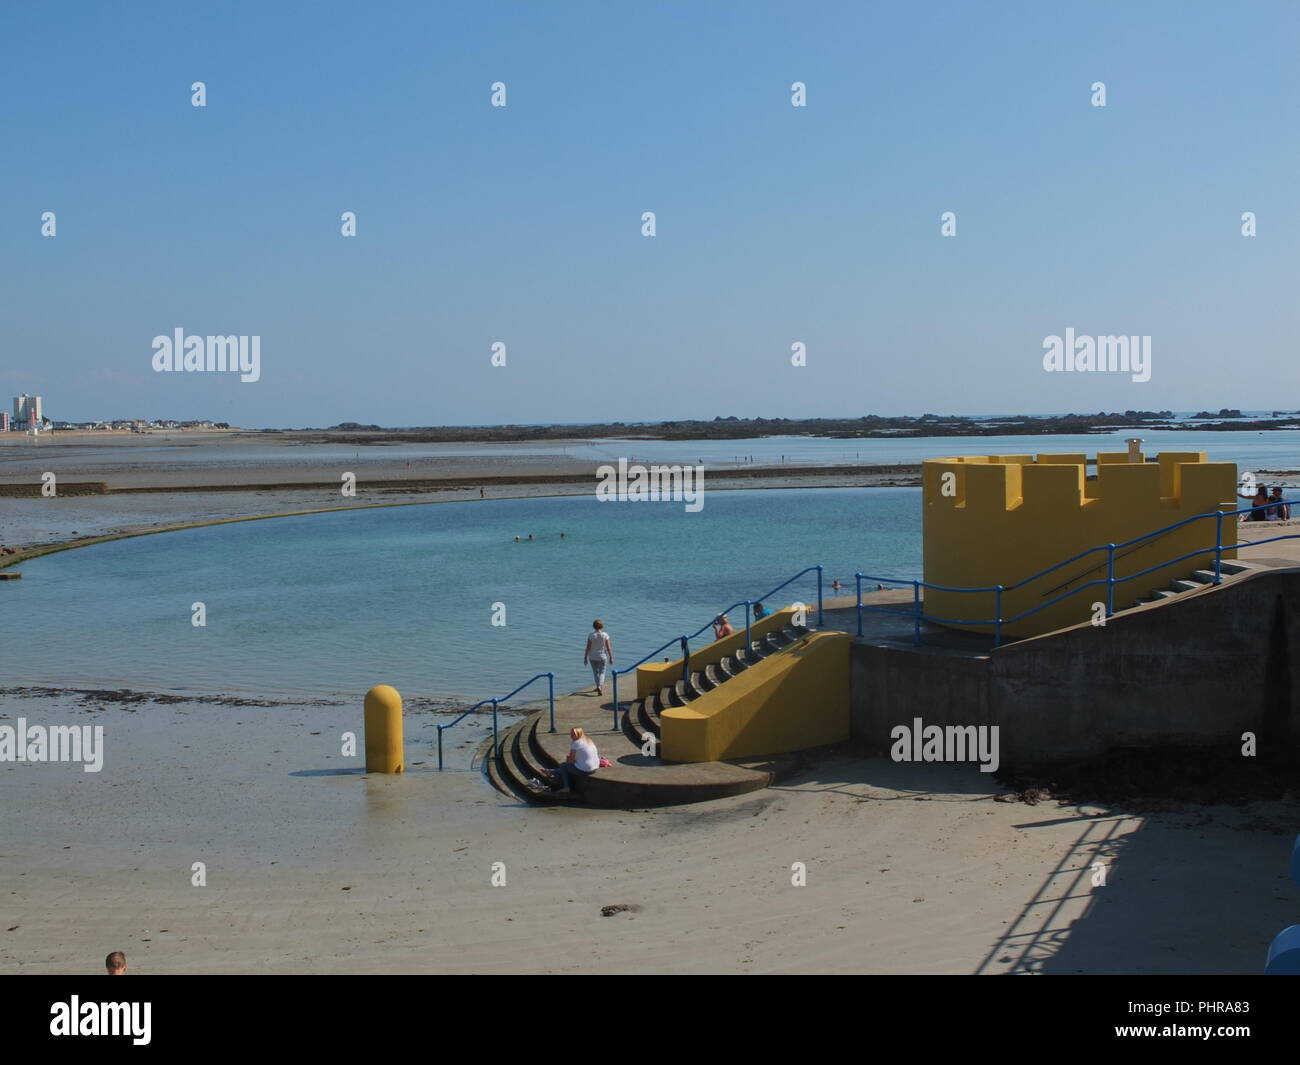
[922,449,1237,638]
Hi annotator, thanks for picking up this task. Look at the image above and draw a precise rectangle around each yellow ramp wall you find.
[660,631,850,763]
[922,452,1237,638]
[636,606,801,700]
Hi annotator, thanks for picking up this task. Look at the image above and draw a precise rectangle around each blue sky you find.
[2,1,1296,427]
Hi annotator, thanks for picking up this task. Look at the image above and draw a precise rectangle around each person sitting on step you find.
[548,727,600,792]
[1269,486,1290,520]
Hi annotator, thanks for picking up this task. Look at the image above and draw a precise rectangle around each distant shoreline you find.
[9,409,1300,446]
[0,461,922,497]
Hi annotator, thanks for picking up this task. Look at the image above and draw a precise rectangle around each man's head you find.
[105,951,126,975]
[1271,487,1284,498]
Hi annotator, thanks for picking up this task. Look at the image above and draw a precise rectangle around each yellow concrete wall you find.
[636,605,801,700]
[660,631,851,762]
[923,452,1237,638]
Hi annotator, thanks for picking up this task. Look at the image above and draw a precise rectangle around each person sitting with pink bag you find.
[549,727,601,792]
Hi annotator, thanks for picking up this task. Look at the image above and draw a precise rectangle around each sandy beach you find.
[4,432,1298,976]
[3,687,1295,975]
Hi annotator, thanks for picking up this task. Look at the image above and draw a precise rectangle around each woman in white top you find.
[549,727,600,792]
[584,619,614,696]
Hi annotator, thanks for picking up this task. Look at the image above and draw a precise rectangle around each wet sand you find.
[2,688,1293,975]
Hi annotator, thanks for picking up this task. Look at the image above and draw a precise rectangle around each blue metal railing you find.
[608,565,823,728]
[854,499,1299,648]
[436,671,555,770]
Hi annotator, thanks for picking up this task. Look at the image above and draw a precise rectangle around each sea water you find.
[1,487,920,702]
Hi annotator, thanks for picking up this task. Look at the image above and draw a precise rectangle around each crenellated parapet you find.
[922,452,1237,637]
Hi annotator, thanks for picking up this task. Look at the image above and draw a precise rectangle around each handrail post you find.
[816,565,824,626]
[855,573,863,638]
[913,580,921,646]
[1105,544,1115,617]
[681,636,690,689]
[547,672,556,733]
[437,724,444,771]
[491,698,500,756]
[994,586,1003,648]
[745,601,752,664]
[1214,511,1224,584]
[609,665,618,731]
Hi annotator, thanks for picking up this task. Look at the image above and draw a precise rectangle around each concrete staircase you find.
[622,621,812,751]
[1123,559,1256,611]
[481,621,812,808]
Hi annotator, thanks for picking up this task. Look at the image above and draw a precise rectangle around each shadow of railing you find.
[975,814,1138,974]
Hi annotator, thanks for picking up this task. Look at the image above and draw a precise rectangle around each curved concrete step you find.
[479,732,515,797]
[485,721,537,801]
[637,697,661,740]
[622,701,645,746]
[493,718,571,804]
[527,705,771,808]
[624,712,657,753]
[515,717,558,780]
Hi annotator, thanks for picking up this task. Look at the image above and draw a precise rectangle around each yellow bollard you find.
[364,685,404,773]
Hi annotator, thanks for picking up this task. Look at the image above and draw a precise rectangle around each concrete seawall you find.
[851,567,1300,763]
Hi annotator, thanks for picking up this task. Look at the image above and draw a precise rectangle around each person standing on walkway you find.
[585,620,614,696]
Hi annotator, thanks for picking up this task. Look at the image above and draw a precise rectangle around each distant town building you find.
[13,394,42,427]
[1,406,230,432]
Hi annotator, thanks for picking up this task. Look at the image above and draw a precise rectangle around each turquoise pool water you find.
[2,487,922,702]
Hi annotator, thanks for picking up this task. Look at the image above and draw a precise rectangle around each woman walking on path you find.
[585,620,614,696]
